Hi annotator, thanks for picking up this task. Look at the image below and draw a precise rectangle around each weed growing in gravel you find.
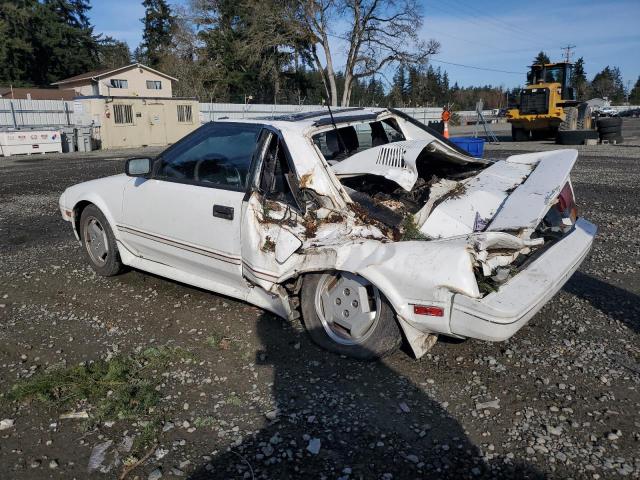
[7,346,188,420]
[193,416,216,428]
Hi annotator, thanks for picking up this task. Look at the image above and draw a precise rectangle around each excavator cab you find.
[528,63,575,101]
[508,61,592,141]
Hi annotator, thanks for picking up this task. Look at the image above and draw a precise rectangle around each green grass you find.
[7,346,189,425]
[400,216,428,241]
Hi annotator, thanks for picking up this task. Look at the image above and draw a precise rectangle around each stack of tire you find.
[556,105,599,145]
[596,117,623,144]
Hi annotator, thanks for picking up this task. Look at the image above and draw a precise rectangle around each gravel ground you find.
[1,119,639,480]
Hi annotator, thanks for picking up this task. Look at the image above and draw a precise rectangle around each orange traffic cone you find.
[443,120,449,139]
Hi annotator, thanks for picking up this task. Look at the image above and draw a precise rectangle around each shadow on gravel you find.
[564,271,640,333]
[188,315,543,479]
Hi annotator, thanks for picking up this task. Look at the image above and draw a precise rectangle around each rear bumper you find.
[449,218,597,341]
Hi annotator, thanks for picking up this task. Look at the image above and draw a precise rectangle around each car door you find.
[119,122,264,298]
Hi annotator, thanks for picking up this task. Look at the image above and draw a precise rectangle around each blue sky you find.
[89,0,640,90]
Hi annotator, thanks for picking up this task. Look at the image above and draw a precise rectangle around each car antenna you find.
[323,97,347,153]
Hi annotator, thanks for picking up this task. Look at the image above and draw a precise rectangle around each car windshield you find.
[312,118,405,162]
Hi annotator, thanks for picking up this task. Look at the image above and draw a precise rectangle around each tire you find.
[597,117,622,129]
[598,125,622,135]
[511,127,529,141]
[300,272,402,360]
[531,129,553,140]
[80,204,124,276]
[577,104,592,130]
[559,107,578,131]
[556,129,599,145]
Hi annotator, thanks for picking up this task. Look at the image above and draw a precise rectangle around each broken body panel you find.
[59,108,596,358]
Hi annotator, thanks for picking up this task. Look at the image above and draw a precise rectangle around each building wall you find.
[80,97,199,149]
[63,68,173,98]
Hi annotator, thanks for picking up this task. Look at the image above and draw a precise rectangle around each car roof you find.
[214,107,390,132]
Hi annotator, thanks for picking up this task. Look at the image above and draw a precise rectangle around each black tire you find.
[598,125,623,135]
[597,117,622,129]
[556,129,599,145]
[79,204,124,276]
[531,128,553,140]
[577,103,593,130]
[300,272,402,360]
[559,107,578,131]
[511,127,529,141]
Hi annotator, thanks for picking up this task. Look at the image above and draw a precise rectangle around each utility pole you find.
[561,45,576,63]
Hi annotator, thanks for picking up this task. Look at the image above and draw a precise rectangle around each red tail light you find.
[557,182,577,221]
[414,305,444,317]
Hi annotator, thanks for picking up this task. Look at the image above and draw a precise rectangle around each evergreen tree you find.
[591,66,626,103]
[140,0,174,67]
[532,51,550,65]
[98,36,132,69]
[629,76,640,104]
[571,56,589,100]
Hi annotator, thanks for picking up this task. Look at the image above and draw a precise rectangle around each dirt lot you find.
[1,119,639,479]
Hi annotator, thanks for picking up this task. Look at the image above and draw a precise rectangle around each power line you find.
[429,59,525,75]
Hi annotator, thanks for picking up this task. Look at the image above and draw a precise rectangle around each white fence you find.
[3,98,638,130]
[0,99,74,128]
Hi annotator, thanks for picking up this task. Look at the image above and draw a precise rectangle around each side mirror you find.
[125,157,152,177]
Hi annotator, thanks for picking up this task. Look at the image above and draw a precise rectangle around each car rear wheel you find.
[80,204,124,276]
[300,272,401,360]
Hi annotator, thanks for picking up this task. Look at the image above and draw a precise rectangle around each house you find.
[51,63,177,98]
[0,87,76,101]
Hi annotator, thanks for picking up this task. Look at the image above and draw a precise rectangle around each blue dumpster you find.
[449,137,485,157]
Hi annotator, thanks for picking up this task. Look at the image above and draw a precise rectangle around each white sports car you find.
[59,108,596,360]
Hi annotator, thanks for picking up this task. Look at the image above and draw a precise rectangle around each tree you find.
[532,51,550,65]
[591,66,625,103]
[571,56,589,100]
[0,0,99,86]
[97,36,131,68]
[293,0,439,106]
[140,0,175,67]
[629,76,640,105]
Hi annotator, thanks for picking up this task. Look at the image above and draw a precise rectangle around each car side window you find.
[156,123,262,190]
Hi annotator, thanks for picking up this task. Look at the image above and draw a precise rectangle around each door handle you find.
[213,204,234,220]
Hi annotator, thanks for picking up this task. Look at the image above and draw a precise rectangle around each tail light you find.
[413,305,444,317]
[556,182,577,222]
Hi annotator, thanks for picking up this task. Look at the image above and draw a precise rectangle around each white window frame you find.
[146,80,162,90]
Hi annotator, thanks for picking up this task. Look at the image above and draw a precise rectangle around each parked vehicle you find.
[596,106,618,117]
[59,108,596,360]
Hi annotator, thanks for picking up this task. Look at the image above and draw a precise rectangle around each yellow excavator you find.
[507,62,592,141]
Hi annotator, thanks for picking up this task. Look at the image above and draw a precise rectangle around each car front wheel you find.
[80,204,124,277]
[300,272,402,360]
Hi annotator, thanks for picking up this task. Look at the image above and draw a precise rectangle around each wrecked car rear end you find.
[284,111,596,355]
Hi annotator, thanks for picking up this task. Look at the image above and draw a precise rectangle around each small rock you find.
[547,425,563,436]
[0,419,15,430]
[148,467,163,480]
[265,409,280,421]
[399,402,410,413]
[475,399,500,410]
[406,454,419,463]
[307,438,321,455]
[49,460,59,469]
[155,448,169,460]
